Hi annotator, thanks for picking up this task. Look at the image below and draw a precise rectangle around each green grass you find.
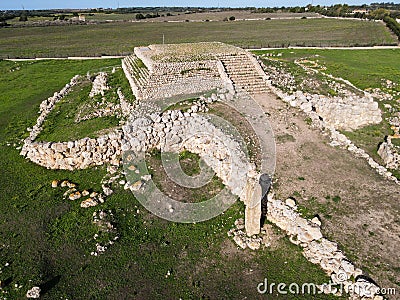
[0,18,396,58]
[36,67,134,142]
[253,48,400,96]
[146,149,225,203]
[342,122,394,161]
[179,150,202,176]
[0,58,348,299]
[36,79,120,142]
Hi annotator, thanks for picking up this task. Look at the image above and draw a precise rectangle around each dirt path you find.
[5,56,124,62]
[252,92,400,297]
[248,46,400,50]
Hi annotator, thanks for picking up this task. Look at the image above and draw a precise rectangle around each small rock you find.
[233,235,247,249]
[130,180,143,191]
[60,180,69,187]
[69,191,81,201]
[285,198,296,208]
[102,185,113,196]
[141,174,152,181]
[67,182,76,188]
[247,239,261,250]
[128,165,136,171]
[81,198,98,208]
[311,216,321,227]
[26,286,41,299]
[82,190,90,197]
[234,219,245,230]
[51,180,59,188]
[107,165,118,174]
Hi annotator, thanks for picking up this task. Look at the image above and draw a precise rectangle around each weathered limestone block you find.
[243,174,261,236]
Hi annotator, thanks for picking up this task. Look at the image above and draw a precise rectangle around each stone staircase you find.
[217,53,270,94]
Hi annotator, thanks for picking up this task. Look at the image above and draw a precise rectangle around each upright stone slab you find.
[244,175,262,236]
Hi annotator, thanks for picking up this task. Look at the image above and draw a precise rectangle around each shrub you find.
[19,14,28,22]
[136,13,145,20]
[383,16,400,40]
[229,16,236,21]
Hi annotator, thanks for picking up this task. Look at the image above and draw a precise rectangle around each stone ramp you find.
[217,52,270,95]
[122,54,150,98]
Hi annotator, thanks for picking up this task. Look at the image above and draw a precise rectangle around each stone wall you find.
[121,95,256,199]
[21,132,123,170]
[89,72,109,98]
[258,57,382,131]
[282,91,382,131]
[378,137,400,170]
[266,195,382,299]
[26,75,80,143]
[20,73,128,170]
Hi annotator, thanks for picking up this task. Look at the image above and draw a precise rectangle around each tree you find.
[229,16,235,21]
[19,14,28,22]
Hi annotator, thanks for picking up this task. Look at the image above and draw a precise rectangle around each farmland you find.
[1,9,400,298]
[0,18,397,58]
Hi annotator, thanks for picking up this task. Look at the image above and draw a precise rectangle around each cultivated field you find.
[83,11,320,22]
[0,18,397,58]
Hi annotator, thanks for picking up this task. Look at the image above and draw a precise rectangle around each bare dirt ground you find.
[253,92,400,298]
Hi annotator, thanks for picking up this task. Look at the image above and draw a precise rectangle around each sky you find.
[1,0,398,10]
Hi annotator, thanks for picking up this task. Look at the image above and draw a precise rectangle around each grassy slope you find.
[0,59,344,299]
[0,18,396,58]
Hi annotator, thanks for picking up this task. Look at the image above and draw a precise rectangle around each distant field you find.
[7,11,320,23]
[0,18,396,58]
[84,11,320,22]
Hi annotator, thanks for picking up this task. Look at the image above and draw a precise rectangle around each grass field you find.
[253,48,400,92]
[0,18,397,58]
[0,59,347,299]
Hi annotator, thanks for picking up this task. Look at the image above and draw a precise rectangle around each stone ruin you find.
[122,42,271,100]
[21,42,276,235]
[19,42,388,299]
